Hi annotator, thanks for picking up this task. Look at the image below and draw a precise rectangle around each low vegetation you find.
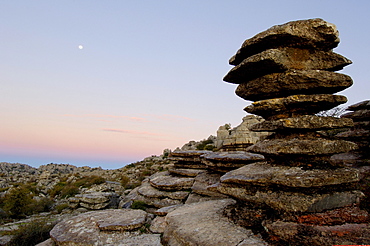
[6,218,56,246]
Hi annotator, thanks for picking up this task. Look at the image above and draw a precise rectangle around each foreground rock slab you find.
[162,199,268,246]
[50,209,152,245]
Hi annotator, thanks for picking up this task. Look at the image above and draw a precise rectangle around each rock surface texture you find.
[220,18,369,245]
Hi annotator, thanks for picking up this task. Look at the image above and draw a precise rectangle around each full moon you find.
[78,45,84,50]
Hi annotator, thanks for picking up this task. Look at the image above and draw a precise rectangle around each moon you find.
[78,45,84,50]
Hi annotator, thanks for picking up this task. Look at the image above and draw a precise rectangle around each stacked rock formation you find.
[217,18,370,245]
[120,150,229,211]
[335,100,370,165]
[215,115,270,151]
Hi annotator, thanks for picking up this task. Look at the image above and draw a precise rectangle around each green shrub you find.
[48,182,67,198]
[196,139,214,150]
[2,186,32,218]
[131,200,148,210]
[7,219,56,246]
[120,175,130,187]
[74,175,105,188]
[27,197,54,214]
[55,203,69,213]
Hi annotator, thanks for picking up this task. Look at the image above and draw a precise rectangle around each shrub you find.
[131,200,148,210]
[74,175,105,188]
[2,185,32,218]
[196,139,214,150]
[6,218,56,246]
[55,203,69,213]
[120,175,130,187]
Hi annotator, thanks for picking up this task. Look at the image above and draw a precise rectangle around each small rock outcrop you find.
[217,18,369,245]
[217,115,270,151]
[50,209,162,246]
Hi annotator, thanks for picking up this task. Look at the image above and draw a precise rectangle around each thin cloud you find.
[63,114,147,122]
[102,128,163,136]
[148,114,196,122]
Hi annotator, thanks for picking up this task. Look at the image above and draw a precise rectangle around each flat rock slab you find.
[265,221,370,246]
[224,48,351,84]
[149,216,167,234]
[214,183,364,213]
[247,138,357,156]
[185,193,225,204]
[236,70,352,101]
[50,209,149,245]
[150,175,195,191]
[220,162,360,188]
[250,115,353,131]
[162,199,268,246]
[173,162,207,169]
[107,234,162,246]
[154,204,184,216]
[244,94,348,120]
[138,182,189,200]
[168,168,206,177]
[191,172,228,198]
[230,18,339,65]
[170,150,212,158]
[201,151,264,172]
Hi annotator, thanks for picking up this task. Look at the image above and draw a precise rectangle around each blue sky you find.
[1,1,369,169]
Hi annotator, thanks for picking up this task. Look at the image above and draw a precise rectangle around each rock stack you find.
[335,100,370,165]
[120,150,228,211]
[216,115,270,151]
[217,18,370,245]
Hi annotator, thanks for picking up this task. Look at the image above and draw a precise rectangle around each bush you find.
[74,175,105,188]
[7,219,56,246]
[196,139,214,150]
[55,203,69,213]
[2,185,33,218]
[131,200,148,210]
[120,175,130,187]
[48,175,105,198]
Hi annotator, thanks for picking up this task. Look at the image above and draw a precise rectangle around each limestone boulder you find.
[220,162,360,188]
[168,168,205,177]
[224,48,351,84]
[230,18,339,65]
[76,192,119,210]
[50,209,151,245]
[191,172,228,198]
[106,234,162,246]
[247,138,357,156]
[214,183,364,213]
[244,94,348,120]
[201,151,265,172]
[250,115,353,131]
[185,193,225,204]
[236,70,352,101]
[162,199,268,246]
[150,175,195,191]
[138,182,189,200]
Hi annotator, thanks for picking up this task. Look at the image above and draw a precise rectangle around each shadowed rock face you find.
[220,18,367,245]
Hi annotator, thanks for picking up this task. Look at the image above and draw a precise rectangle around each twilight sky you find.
[1,1,369,169]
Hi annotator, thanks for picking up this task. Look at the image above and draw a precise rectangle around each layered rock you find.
[120,150,228,211]
[336,100,370,163]
[49,209,162,246]
[219,18,367,245]
[217,115,270,151]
